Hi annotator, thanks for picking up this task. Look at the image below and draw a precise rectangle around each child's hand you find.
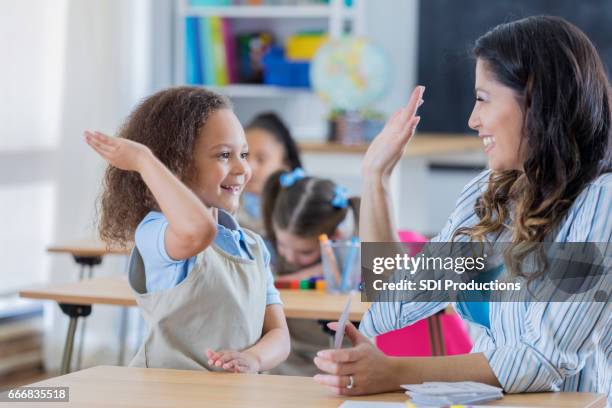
[85,130,151,172]
[362,86,425,180]
[206,348,261,373]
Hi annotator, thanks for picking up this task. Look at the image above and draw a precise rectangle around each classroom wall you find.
[0,0,67,295]
[42,0,155,372]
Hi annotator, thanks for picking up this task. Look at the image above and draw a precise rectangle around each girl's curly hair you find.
[98,86,231,247]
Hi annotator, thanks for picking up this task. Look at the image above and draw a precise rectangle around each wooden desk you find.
[20,276,370,321]
[20,277,370,375]
[48,241,129,258]
[47,241,131,373]
[299,135,482,157]
[14,365,606,408]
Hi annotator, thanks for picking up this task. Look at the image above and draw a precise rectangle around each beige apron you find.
[270,258,349,376]
[128,228,267,371]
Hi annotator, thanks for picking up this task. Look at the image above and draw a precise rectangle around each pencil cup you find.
[320,239,360,293]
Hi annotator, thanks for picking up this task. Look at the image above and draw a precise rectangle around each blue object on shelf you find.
[185,17,203,85]
[188,0,231,5]
[262,46,311,88]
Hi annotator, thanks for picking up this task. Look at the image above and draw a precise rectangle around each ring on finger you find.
[346,375,354,389]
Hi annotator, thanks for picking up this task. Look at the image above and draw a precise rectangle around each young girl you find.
[85,86,290,372]
[314,16,611,402]
[238,112,303,235]
[262,168,360,375]
[263,168,360,282]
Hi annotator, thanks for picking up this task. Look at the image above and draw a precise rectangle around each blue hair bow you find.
[279,167,306,188]
[331,185,349,209]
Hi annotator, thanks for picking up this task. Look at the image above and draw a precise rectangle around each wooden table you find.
[7,365,606,408]
[47,241,131,373]
[299,135,483,157]
[20,276,370,321]
[47,241,129,258]
[20,277,370,375]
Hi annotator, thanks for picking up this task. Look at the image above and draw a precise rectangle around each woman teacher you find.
[313,16,611,403]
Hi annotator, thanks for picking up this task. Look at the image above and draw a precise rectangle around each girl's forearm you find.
[388,353,501,389]
[244,327,290,372]
[360,175,399,243]
[137,150,216,241]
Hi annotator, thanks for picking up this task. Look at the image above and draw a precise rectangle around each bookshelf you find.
[181,4,356,19]
[174,0,365,138]
[206,83,312,97]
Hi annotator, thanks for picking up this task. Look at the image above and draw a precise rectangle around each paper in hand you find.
[334,296,352,349]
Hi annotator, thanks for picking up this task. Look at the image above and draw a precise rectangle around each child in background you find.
[238,112,303,235]
[262,168,359,375]
[85,87,289,372]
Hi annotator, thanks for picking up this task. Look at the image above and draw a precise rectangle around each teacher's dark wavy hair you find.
[454,16,612,276]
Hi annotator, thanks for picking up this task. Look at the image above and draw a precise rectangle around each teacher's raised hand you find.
[359,85,425,243]
[361,86,425,180]
[313,321,400,396]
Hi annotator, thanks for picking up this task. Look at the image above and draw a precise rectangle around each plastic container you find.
[320,238,360,293]
[262,46,311,88]
[286,32,327,61]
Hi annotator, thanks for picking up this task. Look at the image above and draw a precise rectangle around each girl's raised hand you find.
[85,131,151,172]
[362,86,425,180]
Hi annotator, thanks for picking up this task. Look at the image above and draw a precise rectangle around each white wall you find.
[0,1,68,296]
[42,0,155,372]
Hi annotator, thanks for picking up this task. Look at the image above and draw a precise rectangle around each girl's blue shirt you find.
[134,209,281,306]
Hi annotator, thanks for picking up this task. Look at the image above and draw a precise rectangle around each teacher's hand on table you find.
[313,321,399,396]
[361,85,425,181]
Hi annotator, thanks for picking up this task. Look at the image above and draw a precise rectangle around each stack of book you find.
[185,16,236,86]
[402,381,504,406]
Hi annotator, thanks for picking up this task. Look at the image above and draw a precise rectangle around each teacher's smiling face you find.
[468,59,525,171]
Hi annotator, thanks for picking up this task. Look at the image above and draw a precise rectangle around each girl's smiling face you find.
[468,59,525,171]
[189,109,251,213]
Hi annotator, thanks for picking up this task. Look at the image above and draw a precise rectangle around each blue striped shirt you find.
[360,170,612,404]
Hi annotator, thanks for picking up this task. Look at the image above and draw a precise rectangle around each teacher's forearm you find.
[360,175,399,242]
[389,353,501,389]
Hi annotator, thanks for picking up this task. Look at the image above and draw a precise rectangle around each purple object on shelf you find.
[262,46,311,88]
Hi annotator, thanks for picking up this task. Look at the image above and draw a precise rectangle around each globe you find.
[310,37,391,111]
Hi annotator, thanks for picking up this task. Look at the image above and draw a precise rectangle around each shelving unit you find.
[205,83,313,98]
[173,0,365,138]
[181,4,356,19]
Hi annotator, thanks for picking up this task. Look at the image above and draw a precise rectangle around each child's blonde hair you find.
[98,86,231,247]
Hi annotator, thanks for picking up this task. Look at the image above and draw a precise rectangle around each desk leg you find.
[59,304,92,375]
[117,307,128,365]
[72,257,101,371]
